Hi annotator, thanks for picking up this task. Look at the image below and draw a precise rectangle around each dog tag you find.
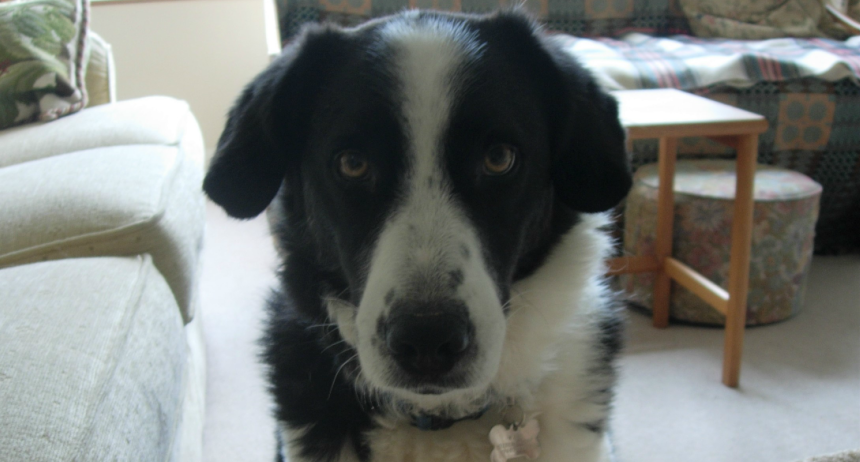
[489,417,541,462]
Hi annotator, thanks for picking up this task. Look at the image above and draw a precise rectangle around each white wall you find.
[90,0,280,160]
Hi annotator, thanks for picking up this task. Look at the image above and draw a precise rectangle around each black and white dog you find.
[204,9,631,462]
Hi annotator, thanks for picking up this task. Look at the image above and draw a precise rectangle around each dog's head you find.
[205,11,629,410]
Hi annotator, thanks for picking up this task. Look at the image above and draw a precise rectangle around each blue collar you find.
[409,405,491,431]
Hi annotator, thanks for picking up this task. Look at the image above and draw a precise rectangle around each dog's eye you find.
[483,144,517,176]
[337,151,370,180]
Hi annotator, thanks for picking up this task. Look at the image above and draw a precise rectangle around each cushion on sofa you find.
[0,144,204,322]
[0,256,186,461]
[680,0,829,39]
[0,96,202,169]
[679,0,856,40]
[0,0,90,129]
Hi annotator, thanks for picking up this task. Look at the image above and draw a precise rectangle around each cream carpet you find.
[199,202,860,462]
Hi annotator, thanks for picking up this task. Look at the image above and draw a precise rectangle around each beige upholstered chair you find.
[0,33,208,462]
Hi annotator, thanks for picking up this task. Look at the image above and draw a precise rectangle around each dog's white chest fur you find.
[364,418,610,462]
[366,417,497,462]
[363,215,616,462]
[283,214,618,462]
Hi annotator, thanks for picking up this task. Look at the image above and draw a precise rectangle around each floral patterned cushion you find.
[622,160,822,326]
[0,0,89,130]
[678,0,846,39]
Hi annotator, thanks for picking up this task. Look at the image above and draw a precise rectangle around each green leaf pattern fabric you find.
[0,0,88,130]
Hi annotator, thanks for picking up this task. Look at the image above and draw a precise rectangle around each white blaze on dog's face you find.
[335,17,507,404]
[203,11,632,416]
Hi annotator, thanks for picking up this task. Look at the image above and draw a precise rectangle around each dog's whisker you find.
[503,288,538,320]
[508,293,553,328]
[507,287,536,305]
[323,287,353,304]
[320,338,349,354]
[305,322,338,329]
[328,353,359,401]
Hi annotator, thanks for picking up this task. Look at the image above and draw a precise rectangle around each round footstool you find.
[622,160,822,326]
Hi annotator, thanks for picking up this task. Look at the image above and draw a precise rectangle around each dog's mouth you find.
[406,384,457,396]
[389,364,475,394]
[377,374,498,423]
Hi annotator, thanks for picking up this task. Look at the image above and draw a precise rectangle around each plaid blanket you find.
[556,34,860,91]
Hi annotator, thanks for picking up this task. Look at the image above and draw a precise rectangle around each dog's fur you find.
[204,10,631,462]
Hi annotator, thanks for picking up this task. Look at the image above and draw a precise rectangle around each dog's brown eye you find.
[483,144,516,175]
[337,151,370,179]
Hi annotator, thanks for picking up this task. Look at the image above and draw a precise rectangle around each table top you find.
[612,89,768,139]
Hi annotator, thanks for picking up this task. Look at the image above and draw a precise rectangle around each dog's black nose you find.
[385,305,472,378]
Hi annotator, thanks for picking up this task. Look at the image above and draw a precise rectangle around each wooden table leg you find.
[722,134,758,387]
[652,137,678,329]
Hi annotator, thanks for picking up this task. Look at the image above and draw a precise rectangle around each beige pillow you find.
[679,0,847,39]
[84,31,115,107]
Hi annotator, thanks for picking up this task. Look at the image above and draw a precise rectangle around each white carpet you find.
[199,203,278,462]
[199,202,860,462]
[611,255,860,462]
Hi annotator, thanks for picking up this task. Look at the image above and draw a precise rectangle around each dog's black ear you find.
[544,39,632,213]
[476,11,631,213]
[204,27,348,219]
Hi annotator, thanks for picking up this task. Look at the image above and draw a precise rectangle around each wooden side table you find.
[607,89,768,388]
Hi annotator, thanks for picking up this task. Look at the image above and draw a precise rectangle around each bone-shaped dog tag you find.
[489,417,540,462]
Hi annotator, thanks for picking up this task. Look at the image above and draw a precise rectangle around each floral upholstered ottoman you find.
[622,160,822,326]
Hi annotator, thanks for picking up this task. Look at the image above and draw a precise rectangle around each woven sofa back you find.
[276,0,692,42]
